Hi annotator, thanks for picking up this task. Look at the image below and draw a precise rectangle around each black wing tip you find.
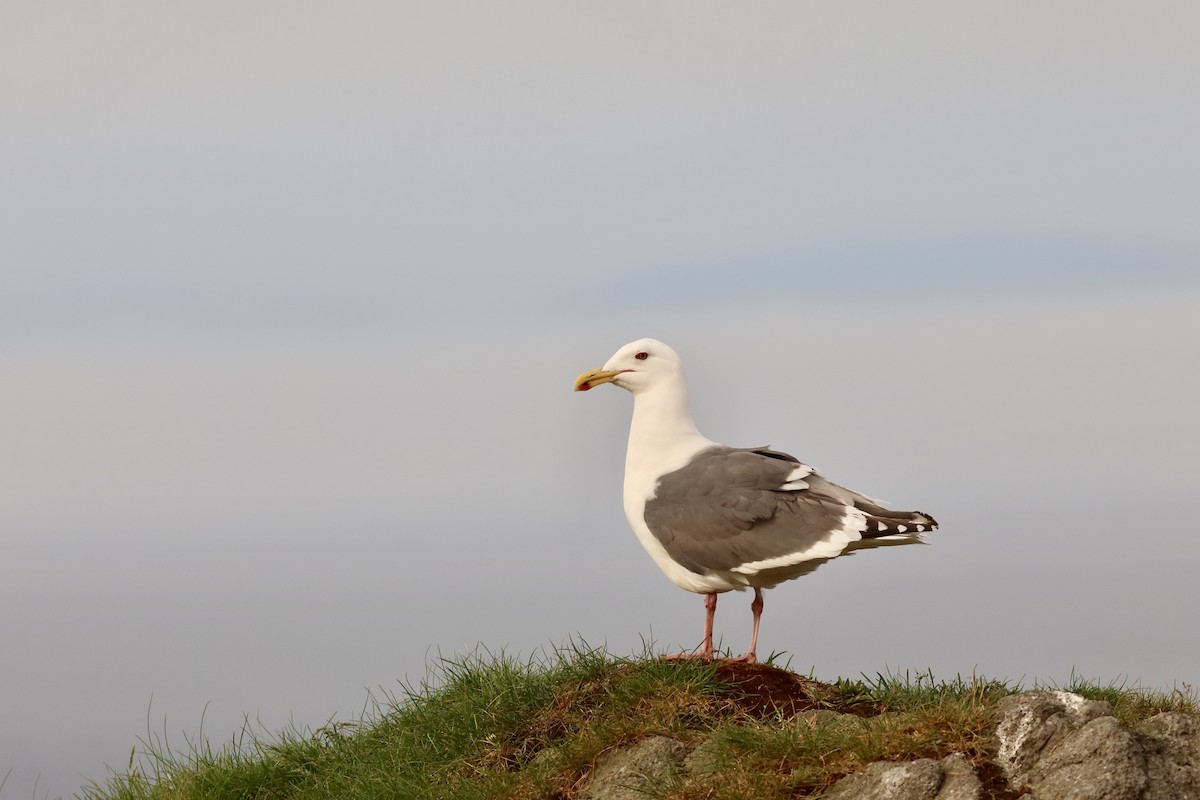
[862,511,940,538]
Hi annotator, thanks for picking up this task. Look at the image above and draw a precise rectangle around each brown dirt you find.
[973,759,1033,799]
[707,661,880,719]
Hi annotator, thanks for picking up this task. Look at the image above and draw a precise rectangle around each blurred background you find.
[3,3,1198,796]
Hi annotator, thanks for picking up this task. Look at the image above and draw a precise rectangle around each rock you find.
[936,753,983,800]
[1020,715,1147,800]
[993,692,1200,799]
[993,690,1111,779]
[821,754,982,800]
[574,688,1199,800]
[1135,712,1200,799]
[821,758,944,800]
[1136,711,1199,742]
[681,736,723,775]
[580,736,692,800]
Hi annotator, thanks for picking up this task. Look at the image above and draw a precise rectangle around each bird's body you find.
[575,338,938,663]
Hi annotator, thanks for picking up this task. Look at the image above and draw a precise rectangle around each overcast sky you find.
[3,3,1199,797]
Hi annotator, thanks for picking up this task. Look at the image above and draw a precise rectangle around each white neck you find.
[624,379,713,481]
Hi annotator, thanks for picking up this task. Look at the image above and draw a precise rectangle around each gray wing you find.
[642,446,858,575]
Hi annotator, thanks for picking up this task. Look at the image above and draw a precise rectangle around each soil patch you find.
[709,661,880,719]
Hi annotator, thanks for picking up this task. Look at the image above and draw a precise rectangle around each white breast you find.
[613,357,739,593]
[621,433,740,594]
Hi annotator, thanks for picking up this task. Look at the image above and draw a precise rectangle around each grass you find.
[79,644,1197,800]
[1046,670,1198,727]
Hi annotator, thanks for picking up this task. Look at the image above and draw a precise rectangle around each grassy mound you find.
[83,645,1196,800]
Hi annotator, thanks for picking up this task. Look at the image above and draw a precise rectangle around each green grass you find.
[80,645,1197,800]
[1045,670,1199,727]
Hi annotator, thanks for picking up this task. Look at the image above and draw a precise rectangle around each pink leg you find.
[730,588,763,664]
[665,592,718,662]
[700,592,717,659]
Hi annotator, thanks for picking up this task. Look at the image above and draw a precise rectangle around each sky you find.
[2,2,1199,797]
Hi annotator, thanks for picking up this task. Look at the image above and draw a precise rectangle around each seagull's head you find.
[573,338,685,396]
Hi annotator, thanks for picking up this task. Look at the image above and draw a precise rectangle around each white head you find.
[574,338,687,396]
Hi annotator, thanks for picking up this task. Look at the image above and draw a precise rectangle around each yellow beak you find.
[574,368,626,392]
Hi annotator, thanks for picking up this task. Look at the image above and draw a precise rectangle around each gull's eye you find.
[634,351,649,360]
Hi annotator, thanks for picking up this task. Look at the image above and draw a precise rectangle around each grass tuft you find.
[78,644,1197,800]
[673,669,1018,799]
[1043,670,1198,726]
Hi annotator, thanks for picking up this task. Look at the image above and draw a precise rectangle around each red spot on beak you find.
[578,382,591,391]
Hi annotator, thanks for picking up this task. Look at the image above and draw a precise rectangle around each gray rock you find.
[1136,712,1200,799]
[935,753,982,800]
[821,758,944,800]
[993,692,1200,799]
[681,736,723,775]
[580,735,692,800]
[820,754,982,800]
[1136,711,1200,741]
[1020,715,1147,800]
[993,690,1111,779]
